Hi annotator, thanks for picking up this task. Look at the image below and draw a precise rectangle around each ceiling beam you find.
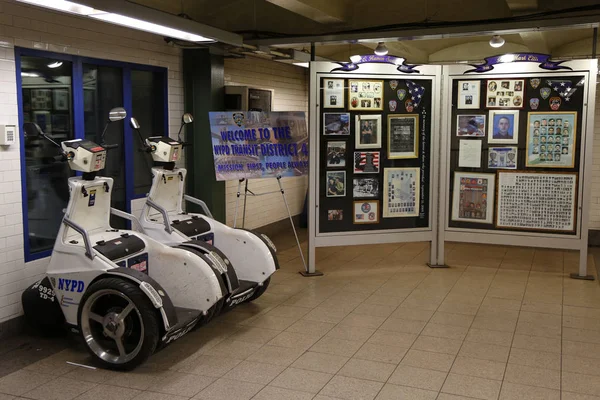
[264,0,349,24]
[505,0,538,12]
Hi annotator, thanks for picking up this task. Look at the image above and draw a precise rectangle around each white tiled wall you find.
[589,89,600,229]
[0,0,184,323]
[223,57,309,229]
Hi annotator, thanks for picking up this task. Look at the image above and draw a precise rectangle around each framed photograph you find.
[383,167,420,218]
[31,89,52,110]
[326,141,346,168]
[353,177,379,198]
[53,89,70,111]
[452,172,495,224]
[326,171,346,197]
[488,110,519,144]
[458,80,480,109]
[388,114,418,159]
[353,151,380,174]
[486,79,525,109]
[525,111,576,168]
[355,114,382,149]
[353,200,380,224]
[488,147,517,169]
[323,113,350,135]
[327,209,344,221]
[348,79,384,111]
[496,171,577,232]
[456,115,485,137]
[323,79,345,109]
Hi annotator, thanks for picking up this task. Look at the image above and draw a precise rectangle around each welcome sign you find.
[209,111,309,181]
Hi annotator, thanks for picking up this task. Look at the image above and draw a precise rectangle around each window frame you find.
[16,47,169,261]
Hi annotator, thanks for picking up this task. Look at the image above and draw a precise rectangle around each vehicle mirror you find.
[130,117,141,129]
[108,107,127,122]
[182,113,194,124]
[23,122,43,138]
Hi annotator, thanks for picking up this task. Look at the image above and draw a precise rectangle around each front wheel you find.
[78,278,159,371]
[246,277,271,303]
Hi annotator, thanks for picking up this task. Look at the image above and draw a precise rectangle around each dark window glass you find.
[83,64,125,227]
[131,70,166,195]
[21,56,73,254]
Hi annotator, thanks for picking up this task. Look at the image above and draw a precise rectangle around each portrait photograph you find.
[456,115,486,137]
[326,141,346,167]
[348,79,384,111]
[353,200,380,224]
[388,114,418,158]
[488,146,517,169]
[526,111,577,168]
[326,171,346,197]
[327,209,343,221]
[485,79,525,109]
[323,113,350,135]
[353,177,379,198]
[488,110,519,144]
[355,114,382,149]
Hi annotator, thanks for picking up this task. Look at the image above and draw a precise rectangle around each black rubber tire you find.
[245,277,271,303]
[78,278,160,371]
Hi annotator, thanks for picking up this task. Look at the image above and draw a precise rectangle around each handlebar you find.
[181,142,191,147]
[103,144,119,150]
[53,154,67,162]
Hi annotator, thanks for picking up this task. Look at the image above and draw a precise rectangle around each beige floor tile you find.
[0,395,15,400]
[379,318,427,334]
[319,375,383,400]
[252,386,315,400]
[511,334,561,353]
[73,384,140,400]
[412,336,463,355]
[563,327,600,345]
[23,377,97,400]
[374,383,437,400]
[0,370,54,396]
[147,372,215,397]
[325,325,376,343]
[563,340,600,359]
[194,378,264,400]
[438,302,480,316]
[62,367,116,384]
[465,328,513,347]
[310,336,363,357]
[104,369,174,391]
[364,294,405,307]
[518,311,562,328]
[562,392,600,400]
[504,364,560,390]
[367,330,418,348]
[388,365,447,391]
[563,315,600,331]
[441,373,501,400]
[480,297,522,311]
[508,348,561,370]
[437,394,481,400]
[400,349,455,372]
[229,327,281,345]
[471,316,518,333]
[264,305,311,320]
[303,306,351,324]
[243,315,297,330]
[338,358,396,382]
[286,319,335,337]
[499,382,560,400]
[223,360,285,384]
[353,343,409,364]
[515,320,561,339]
[267,331,320,350]
[563,355,600,376]
[131,392,188,400]
[421,323,468,341]
[459,341,510,363]
[389,307,435,322]
[203,340,263,359]
[180,355,242,377]
[245,345,305,367]
[562,372,600,396]
[430,312,475,328]
[270,367,332,394]
[450,356,506,380]
[291,351,349,374]
[339,313,387,329]
[353,303,398,318]
[520,301,562,315]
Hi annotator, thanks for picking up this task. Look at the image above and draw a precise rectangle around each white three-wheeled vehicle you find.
[130,114,279,311]
[21,109,234,370]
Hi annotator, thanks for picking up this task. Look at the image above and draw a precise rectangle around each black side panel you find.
[240,229,280,270]
[172,217,212,237]
[105,268,177,329]
[93,235,145,261]
[21,277,65,334]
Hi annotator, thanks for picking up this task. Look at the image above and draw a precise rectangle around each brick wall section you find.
[223,57,309,229]
[0,0,184,322]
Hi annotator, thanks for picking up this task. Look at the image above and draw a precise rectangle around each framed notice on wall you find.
[485,79,525,109]
[323,79,345,108]
[388,114,418,159]
[348,79,384,111]
[496,171,577,232]
[452,172,495,224]
[383,168,420,218]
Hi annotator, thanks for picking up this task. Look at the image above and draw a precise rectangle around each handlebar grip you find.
[53,154,67,162]
[181,142,191,147]
[103,144,119,150]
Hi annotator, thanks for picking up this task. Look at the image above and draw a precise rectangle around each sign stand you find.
[233,176,312,275]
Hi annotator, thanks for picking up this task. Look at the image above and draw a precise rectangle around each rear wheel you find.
[245,277,271,302]
[79,278,159,371]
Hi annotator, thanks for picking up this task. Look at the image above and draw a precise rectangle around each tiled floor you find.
[2,237,600,400]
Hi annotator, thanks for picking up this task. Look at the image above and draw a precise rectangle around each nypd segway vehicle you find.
[21,108,232,370]
[130,114,278,310]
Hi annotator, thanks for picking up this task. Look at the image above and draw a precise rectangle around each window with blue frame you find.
[17,48,168,261]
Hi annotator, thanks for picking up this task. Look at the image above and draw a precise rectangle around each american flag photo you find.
[406,80,426,108]
[354,151,380,174]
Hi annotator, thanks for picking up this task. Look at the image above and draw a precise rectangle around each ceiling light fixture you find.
[47,61,63,69]
[374,42,389,56]
[489,35,505,48]
[21,72,40,77]
[15,0,242,45]
[350,55,362,64]
[292,62,309,68]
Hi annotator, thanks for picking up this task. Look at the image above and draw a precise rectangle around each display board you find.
[447,74,585,234]
[319,77,433,233]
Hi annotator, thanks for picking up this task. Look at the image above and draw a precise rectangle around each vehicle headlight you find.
[206,251,228,273]
[261,234,277,253]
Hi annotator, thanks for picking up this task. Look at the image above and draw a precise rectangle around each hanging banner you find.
[209,111,309,181]
[331,55,420,74]
[465,53,571,73]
